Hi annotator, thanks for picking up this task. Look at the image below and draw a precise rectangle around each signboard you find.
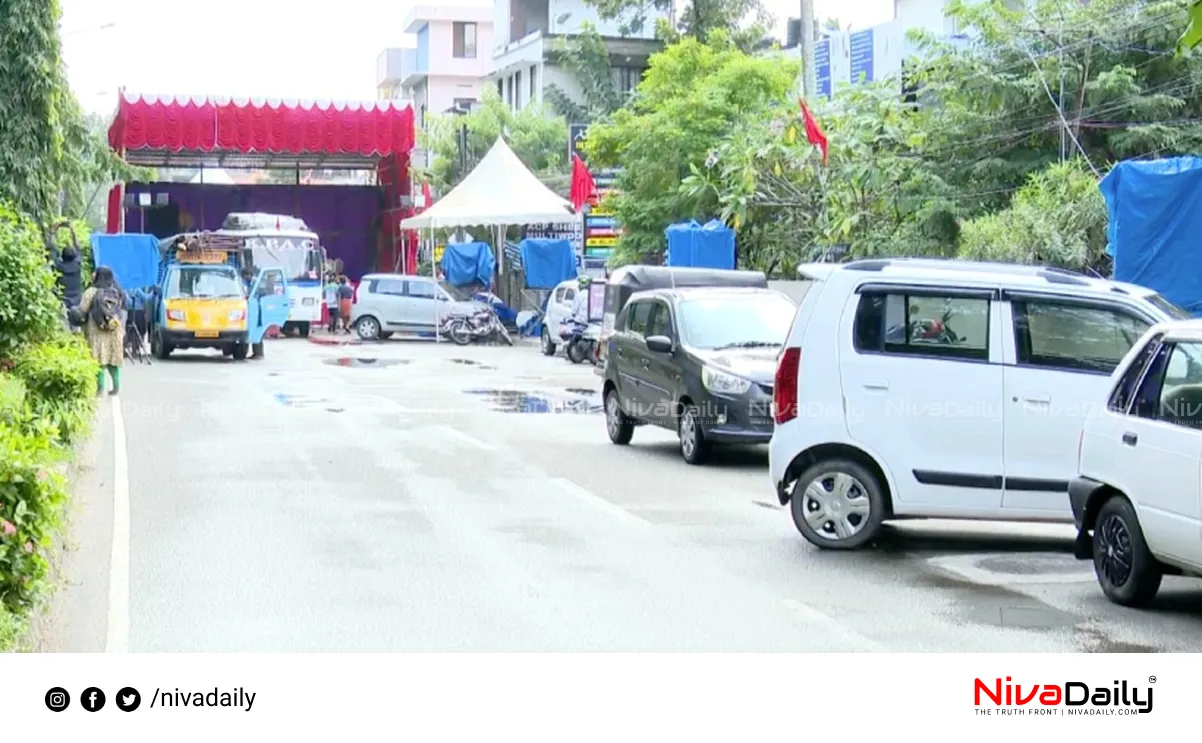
[850,29,874,84]
[815,38,832,100]
[587,281,605,320]
[585,236,618,247]
[569,123,589,162]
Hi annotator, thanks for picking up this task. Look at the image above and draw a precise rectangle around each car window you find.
[626,300,654,336]
[1108,334,1163,413]
[1144,293,1191,320]
[564,288,576,302]
[646,301,673,338]
[373,279,405,296]
[677,293,795,350]
[1157,342,1202,428]
[407,281,437,299]
[554,287,566,302]
[1013,300,1150,374]
[853,291,990,361]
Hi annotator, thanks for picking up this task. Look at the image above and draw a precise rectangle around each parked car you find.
[602,286,798,464]
[541,278,605,356]
[351,273,488,341]
[1070,319,1202,607]
[769,258,1190,550]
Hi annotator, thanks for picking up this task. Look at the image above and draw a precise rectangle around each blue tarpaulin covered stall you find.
[518,238,577,289]
[439,241,496,287]
[91,233,160,290]
[1100,157,1202,315]
[664,219,736,270]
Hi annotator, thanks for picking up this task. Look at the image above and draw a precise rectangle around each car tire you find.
[356,315,381,341]
[297,322,310,338]
[790,459,886,550]
[152,330,172,360]
[541,326,557,356]
[251,341,265,360]
[231,342,249,360]
[604,388,634,445]
[1092,495,1163,607]
[678,404,710,465]
[379,331,393,340]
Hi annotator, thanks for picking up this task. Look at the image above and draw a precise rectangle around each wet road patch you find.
[323,357,410,368]
[463,388,603,414]
[449,358,497,370]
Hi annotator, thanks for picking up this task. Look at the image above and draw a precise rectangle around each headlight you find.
[228,309,245,321]
[166,309,185,321]
[702,366,751,395]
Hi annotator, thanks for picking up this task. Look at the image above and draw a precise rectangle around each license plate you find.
[195,330,219,338]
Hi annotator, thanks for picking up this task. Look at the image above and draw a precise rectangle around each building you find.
[488,0,666,111]
[376,5,494,124]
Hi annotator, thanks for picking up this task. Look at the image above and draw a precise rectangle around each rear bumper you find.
[1068,476,1106,560]
[162,329,247,348]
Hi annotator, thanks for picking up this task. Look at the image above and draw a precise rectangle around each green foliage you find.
[13,337,99,445]
[545,25,625,123]
[419,88,570,193]
[584,32,800,265]
[585,0,771,51]
[0,203,65,363]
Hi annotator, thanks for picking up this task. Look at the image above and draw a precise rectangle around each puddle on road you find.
[322,357,410,368]
[565,388,597,396]
[449,358,497,370]
[919,569,1078,630]
[462,388,603,414]
[274,393,330,407]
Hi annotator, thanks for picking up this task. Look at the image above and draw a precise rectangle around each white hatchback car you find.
[1070,320,1202,606]
[768,258,1189,550]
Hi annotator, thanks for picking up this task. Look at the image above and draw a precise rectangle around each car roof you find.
[362,273,433,281]
[634,286,787,301]
[798,258,1156,298]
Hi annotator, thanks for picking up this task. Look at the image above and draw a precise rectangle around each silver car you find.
[351,273,488,341]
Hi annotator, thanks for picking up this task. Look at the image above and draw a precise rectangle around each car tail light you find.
[774,347,801,425]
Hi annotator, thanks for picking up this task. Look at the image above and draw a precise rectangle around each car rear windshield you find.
[166,267,244,299]
[1145,292,1192,320]
[677,293,797,350]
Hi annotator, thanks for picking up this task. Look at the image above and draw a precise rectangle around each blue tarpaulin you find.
[91,233,160,291]
[439,241,496,287]
[518,238,577,289]
[1100,157,1202,315]
[664,219,736,270]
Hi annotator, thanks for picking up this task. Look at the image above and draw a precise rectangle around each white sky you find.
[61,0,892,116]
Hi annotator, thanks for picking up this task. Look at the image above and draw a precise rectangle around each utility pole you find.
[800,0,817,98]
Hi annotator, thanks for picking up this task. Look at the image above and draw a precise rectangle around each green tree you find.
[419,88,570,193]
[585,0,771,51]
[583,31,801,265]
[544,25,625,124]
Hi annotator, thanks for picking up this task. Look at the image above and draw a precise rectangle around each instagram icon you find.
[44,687,70,712]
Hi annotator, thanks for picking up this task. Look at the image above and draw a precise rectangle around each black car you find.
[601,286,798,464]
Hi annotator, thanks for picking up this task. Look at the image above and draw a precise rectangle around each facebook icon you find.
[81,687,106,712]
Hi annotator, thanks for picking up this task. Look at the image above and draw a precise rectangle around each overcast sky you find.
[61,0,892,115]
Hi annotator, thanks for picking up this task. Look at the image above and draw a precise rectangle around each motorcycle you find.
[442,308,513,346]
[559,320,599,365]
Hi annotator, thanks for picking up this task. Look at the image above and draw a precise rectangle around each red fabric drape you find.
[109,94,415,156]
[105,184,123,233]
[570,154,598,210]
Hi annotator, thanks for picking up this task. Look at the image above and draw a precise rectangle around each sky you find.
[61,0,892,116]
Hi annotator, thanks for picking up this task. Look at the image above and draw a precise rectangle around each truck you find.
[218,213,326,336]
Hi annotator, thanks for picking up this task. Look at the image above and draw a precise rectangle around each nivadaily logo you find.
[974,676,1155,715]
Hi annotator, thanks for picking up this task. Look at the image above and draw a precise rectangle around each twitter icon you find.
[116,687,141,712]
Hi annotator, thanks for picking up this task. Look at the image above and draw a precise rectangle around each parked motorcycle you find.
[442,308,513,346]
[559,320,599,365]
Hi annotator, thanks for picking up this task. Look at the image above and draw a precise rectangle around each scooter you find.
[442,308,513,346]
[560,320,599,364]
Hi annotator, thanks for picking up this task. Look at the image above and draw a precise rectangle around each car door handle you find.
[862,381,889,391]
[1122,432,1138,446]
[1019,394,1051,404]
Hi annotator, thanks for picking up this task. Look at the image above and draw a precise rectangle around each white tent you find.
[400,137,574,229]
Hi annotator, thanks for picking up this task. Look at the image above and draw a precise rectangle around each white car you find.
[540,278,604,356]
[350,273,486,341]
[768,258,1189,550]
[1070,320,1202,606]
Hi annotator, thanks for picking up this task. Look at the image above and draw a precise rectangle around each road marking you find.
[550,478,652,528]
[105,400,130,654]
[781,599,888,652]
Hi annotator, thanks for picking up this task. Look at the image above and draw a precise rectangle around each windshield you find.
[166,267,244,299]
[678,293,797,350]
[244,235,322,282]
[440,281,472,301]
[1145,293,1192,320]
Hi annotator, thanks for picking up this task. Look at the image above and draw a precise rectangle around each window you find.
[1108,334,1164,413]
[514,70,523,107]
[625,300,654,335]
[166,268,243,299]
[563,288,576,302]
[1156,342,1202,428]
[1145,293,1191,320]
[677,294,795,349]
[853,290,990,361]
[451,98,475,114]
[1013,300,1151,374]
[453,22,477,59]
[406,281,437,299]
[529,65,537,99]
[646,301,673,338]
[372,278,406,296]
[553,287,567,303]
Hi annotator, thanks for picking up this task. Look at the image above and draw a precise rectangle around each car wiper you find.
[712,341,781,350]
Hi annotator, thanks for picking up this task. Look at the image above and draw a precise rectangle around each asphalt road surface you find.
[42,335,1202,652]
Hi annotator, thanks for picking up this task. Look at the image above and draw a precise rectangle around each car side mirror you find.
[646,335,673,354]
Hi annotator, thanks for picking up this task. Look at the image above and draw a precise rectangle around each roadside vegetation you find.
[0,0,122,651]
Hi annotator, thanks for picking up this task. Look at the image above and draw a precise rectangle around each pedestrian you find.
[77,266,127,395]
[325,274,341,333]
[336,276,354,333]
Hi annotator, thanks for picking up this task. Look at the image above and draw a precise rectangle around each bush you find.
[0,203,62,363]
[12,336,98,446]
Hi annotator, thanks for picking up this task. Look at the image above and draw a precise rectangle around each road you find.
[40,335,1202,652]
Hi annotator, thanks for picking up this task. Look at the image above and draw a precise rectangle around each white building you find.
[488,0,666,111]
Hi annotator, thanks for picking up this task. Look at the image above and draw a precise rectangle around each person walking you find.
[77,266,127,395]
[336,276,354,333]
[325,275,341,333]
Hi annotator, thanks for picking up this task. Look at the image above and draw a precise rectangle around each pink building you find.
[377,5,494,130]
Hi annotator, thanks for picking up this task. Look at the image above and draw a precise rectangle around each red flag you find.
[799,98,829,164]
[569,154,598,210]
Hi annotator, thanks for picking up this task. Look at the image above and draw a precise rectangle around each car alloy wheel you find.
[799,472,871,541]
[1096,513,1133,588]
[605,390,634,445]
[356,316,380,341]
[541,327,556,356]
[678,406,708,464]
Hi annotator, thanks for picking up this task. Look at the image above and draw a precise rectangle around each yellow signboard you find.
[433,244,446,263]
[586,236,618,247]
[589,209,614,218]
[179,249,229,264]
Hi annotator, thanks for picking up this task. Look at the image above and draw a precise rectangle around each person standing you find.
[336,276,354,333]
[325,275,341,333]
[77,266,127,395]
